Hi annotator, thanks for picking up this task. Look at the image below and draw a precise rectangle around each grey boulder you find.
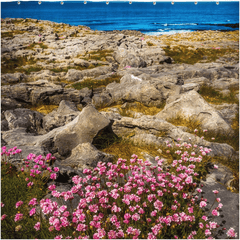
[61,142,114,169]
[156,90,233,135]
[53,105,111,156]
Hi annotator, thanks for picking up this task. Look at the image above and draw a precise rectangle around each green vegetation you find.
[147,41,154,46]
[1,162,51,239]
[163,45,238,64]
[25,43,48,50]
[69,32,78,38]
[71,74,121,90]
[198,84,239,105]
[29,104,59,115]
[83,49,114,61]
[166,113,239,151]
[1,30,26,38]
[1,56,37,74]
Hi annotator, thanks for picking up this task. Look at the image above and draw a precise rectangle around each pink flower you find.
[185,176,193,184]
[48,184,56,191]
[202,216,208,221]
[214,164,218,169]
[171,205,177,210]
[16,201,23,208]
[29,198,38,206]
[54,167,59,172]
[27,182,34,187]
[154,200,163,211]
[108,230,117,239]
[205,229,211,236]
[54,235,63,239]
[218,203,223,208]
[196,188,202,193]
[188,206,194,213]
[213,190,219,194]
[132,213,140,221]
[150,210,157,217]
[29,208,36,216]
[216,198,221,202]
[209,221,217,229]
[50,173,57,180]
[226,227,237,238]
[1,214,7,220]
[212,209,219,216]
[34,222,41,231]
[14,213,23,222]
[200,201,207,208]
[1,203,4,207]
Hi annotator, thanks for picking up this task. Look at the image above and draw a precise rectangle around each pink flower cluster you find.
[1,143,237,239]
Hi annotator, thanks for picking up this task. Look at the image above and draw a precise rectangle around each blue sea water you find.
[1,1,239,35]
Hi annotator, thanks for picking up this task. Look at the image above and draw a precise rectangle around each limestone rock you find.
[53,105,111,156]
[106,74,163,107]
[156,90,233,135]
[4,108,44,134]
[42,100,79,132]
[61,142,114,169]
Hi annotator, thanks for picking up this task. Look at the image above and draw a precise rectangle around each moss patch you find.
[167,114,239,151]
[147,41,154,46]
[30,104,59,115]
[83,49,114,62]
[1,30,26,38]
[1,56,37,74]
[198,85,239,105]
[25,43,48,50]
[163,45,237,64]
[71,74,121,90]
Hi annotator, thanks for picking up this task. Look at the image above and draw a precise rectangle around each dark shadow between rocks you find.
[92,123,122,150]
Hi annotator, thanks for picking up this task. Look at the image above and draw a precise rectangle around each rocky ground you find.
[1,18,239,238]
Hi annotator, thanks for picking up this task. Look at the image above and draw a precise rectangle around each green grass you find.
[147,41,154,46]
[1,30,26,38]
[1,56,37,74]
[163,45,238,65]
[69,32,78,37]
[198,84,239,105]
[71,73,121,90]
[25,43,48,50]
[1,162,53,239]
[83,49,114,61]
[167,113,239,151]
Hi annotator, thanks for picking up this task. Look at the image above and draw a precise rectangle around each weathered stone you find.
[106,74,163,107]
[61,142,114,169]
[4,108,44,134]
[54,105,111,156]
[156,90,233,135]
[42,100,79,132]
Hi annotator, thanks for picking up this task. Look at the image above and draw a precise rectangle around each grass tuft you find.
[83,50,114,62]
[198,84,239,105]
[29,105,59,115]
[147,41,154,46]
[71,74,121,90]
[1,56,37,74]
[167,113,239,151]
[25,43,48,50]
[163,45,238,65]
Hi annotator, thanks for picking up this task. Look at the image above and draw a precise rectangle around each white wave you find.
[161,23,197,26]
[145,30,193,36]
